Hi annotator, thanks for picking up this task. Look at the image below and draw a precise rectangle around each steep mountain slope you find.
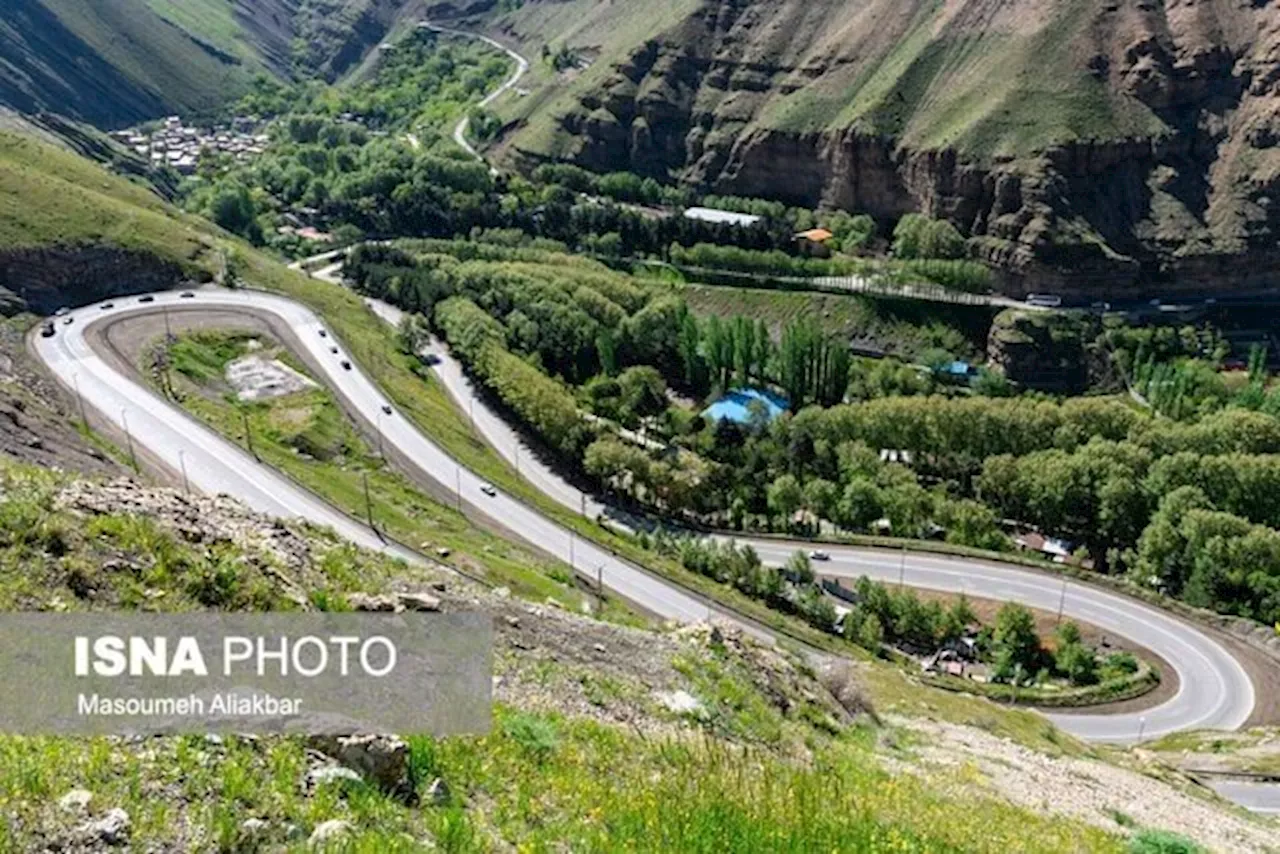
[0,0,256,126]
[490,0,1280,296]
[0,0,426,127]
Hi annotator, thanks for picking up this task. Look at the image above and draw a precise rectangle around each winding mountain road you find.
[31,287,1258,746]
[420,22,529,162]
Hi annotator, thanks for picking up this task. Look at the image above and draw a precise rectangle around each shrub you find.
[1126,829,1206,854]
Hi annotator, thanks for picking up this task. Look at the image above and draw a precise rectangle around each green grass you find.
[168,330,257,385]
[0,457,1141,852]
[0,132,210,261]
[155,330,637,620]
[141,0,254,64]
[0,706,1129,852]
[858,663,1093,759]
[505,0,1167,162]
[0,458,433,613]
[31,0,253,119]
[680,283,993,361]
[1144,727,1280,775]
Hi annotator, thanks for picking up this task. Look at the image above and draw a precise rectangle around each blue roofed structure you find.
[702,388,790,424]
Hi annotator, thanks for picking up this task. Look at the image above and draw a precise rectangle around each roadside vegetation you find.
[1,25,1275,850]
[346,239,1280,637]
[152,330,634,620]
[0,458,1241,852]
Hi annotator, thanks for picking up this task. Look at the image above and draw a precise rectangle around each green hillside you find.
[0,0,260,126]
[0,0,423,127]
[493,0,1168,163]
[0,131,210,263]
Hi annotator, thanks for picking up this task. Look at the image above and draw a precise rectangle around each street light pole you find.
[241,409,256,461]
[363,471,375,531]
[121,408,137,473]
[898,546,906,590]
[178,449,190,496]
[71,373,87,426]
[455,464,462,512]
[1056,577,1068,624]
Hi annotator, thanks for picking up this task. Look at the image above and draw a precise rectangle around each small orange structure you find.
[794,227,835,257]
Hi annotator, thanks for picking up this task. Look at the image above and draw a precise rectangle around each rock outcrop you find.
[986,310,1088,393]
[514,0,1280,296]
[0,247,186,316]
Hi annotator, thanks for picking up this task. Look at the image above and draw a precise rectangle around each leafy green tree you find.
[207,181,261,243]
[991,603,1042,681]
[803,478,839,522]
[767,474,804,528]
[940,595,977,643]
[892,213,929,259]
[784,551,815,585]
[836,478,884,531]
[1053,622,1098,686]
[617,366,668,425]
[856,613,885,651]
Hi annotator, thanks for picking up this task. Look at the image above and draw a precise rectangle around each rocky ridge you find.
[510,0,1280,296]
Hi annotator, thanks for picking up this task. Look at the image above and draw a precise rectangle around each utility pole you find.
[898,545,907,590]
[363,471,376,531]
[241,409,257,461]
[121,408,138,473]
[455,464,462,512]
[581,491,587,517]
[1056,577,1068,625]
[514,442,519,475]
[178,449,190,496]
[597,564,604,595]
[71,373,87,426]
[569,532,575,569]
[163,303,173,341]
[375,411,384,461]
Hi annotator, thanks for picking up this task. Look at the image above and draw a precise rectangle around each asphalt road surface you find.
[1205,780,1280,814]
[34,290,740,633]
[32,288,1256,746]
[421,22,529,162]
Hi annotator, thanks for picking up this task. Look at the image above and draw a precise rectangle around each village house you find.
[794,227,835,257]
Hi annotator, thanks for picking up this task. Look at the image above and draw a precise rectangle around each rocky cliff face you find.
[0,248,186,316]
[521,0,1280,296]
[986,310,1089,393]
